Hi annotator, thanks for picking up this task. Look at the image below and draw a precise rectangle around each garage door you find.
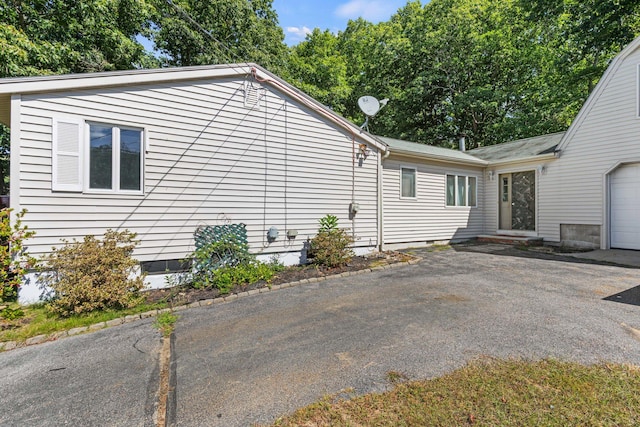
[611,163,640,249]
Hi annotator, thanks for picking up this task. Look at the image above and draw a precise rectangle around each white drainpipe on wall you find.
[378,149,391,251]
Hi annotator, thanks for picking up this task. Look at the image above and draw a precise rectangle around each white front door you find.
[611,163,640,249]
[499,174,512,230]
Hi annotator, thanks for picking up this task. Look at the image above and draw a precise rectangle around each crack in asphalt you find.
[133,337,146,354]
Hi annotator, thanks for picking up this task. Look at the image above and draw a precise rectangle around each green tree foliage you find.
[285,29,350,114]
[521,0,640,115]
[0,0,156,75]
[341,0,571,148]
[151,0,287,71]
[285,0,640,149]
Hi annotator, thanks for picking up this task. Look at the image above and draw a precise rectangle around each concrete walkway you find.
[565,249,640,267]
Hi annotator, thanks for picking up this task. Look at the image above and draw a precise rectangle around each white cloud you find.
[286,26,312,39]
[335,0,399,22]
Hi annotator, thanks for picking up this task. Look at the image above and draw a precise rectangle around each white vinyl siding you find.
[383,157,484,244]
[16,78,379,261]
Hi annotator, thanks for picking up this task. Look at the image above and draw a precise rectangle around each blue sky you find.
[137,1,417,51]
[273,0,416,45]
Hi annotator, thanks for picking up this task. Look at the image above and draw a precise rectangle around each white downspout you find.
[10,94,21,213]
[378,148,390,251]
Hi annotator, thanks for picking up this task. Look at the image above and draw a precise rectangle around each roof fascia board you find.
[486,152,556,167]
[557,36,640,151]
[0,64,253,95]
[388,149,488,167]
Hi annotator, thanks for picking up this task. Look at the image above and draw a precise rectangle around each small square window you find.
[401,168,416,198]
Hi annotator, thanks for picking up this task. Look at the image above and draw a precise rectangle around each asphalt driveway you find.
[173,246,640,426]
[0,319,161,426]
[1,246,639,426]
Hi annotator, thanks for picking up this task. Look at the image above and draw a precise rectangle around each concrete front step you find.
[477,235,543,246]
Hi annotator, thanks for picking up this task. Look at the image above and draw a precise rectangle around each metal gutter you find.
[485,152,557,167]
[389,148,489,167]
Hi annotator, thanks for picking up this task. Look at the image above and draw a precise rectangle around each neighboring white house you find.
[3,35,640,302]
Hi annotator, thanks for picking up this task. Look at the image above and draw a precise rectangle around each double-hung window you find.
[446,174,477,207]
[52,118,144,194]
[89,123,143,192]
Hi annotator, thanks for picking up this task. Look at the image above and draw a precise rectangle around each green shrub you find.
[310,215,355,268]
[318,214,339,232]
[0,305,25,321]
[197,262,278,293]
[191,255,281,293]
[0,208,36,303]
[179,239,283,293]
[39,230,145,316]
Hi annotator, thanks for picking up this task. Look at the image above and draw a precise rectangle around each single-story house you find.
[2,35,640,302]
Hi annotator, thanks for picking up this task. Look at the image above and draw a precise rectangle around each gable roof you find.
[468,132,564,162]
[378,136,488,166]
[557,35,640,152]
[0,64,387,153]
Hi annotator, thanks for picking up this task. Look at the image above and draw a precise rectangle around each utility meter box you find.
[267,226,279,241]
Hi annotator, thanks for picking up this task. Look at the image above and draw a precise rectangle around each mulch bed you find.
[142,251,416,307]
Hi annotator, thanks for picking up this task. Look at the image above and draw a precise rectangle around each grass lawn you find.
[271,359,640,426]
[0,301,168,343]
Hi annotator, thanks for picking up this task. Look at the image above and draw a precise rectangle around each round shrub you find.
[40,230,145,316]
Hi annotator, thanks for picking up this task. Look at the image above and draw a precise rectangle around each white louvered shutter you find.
[52,118,83,192]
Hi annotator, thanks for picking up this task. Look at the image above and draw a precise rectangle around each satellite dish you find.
[358,96,381,117]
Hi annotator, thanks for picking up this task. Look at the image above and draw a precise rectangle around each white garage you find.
[610,163,640,250]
